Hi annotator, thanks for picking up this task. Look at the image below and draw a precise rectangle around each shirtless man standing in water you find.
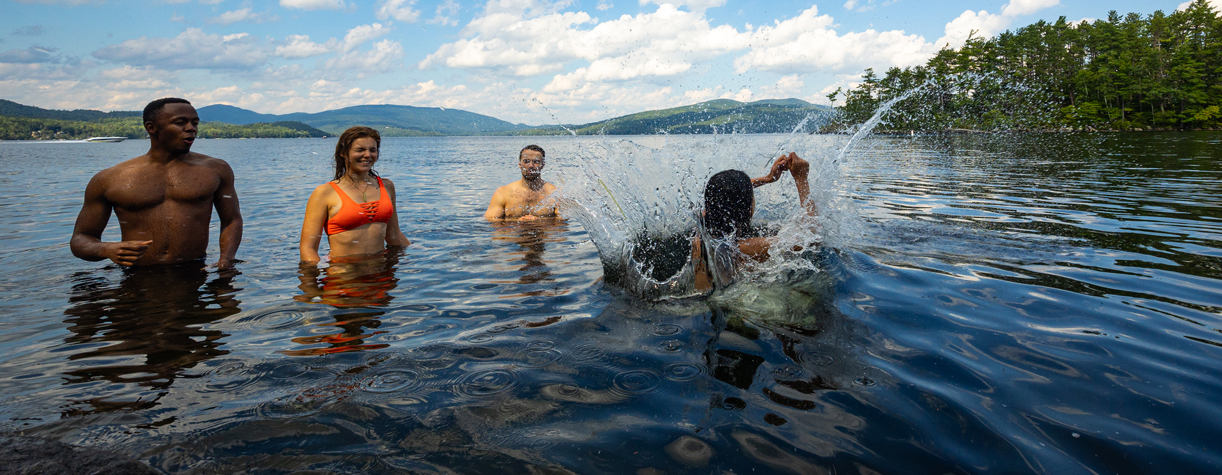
[484,145,559,222]
[70,97,243,269]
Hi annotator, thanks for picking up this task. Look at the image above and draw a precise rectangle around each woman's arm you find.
[383,178,412,247]
[299,185,332,263]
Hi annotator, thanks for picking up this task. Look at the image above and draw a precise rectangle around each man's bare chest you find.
[108,168,220,211]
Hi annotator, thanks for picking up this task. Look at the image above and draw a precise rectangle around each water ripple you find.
[455,369,519,397]
[610,370,662,396]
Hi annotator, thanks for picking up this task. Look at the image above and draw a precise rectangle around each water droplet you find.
[798,351,835,367]
[456,369,519,397]
[656,340,685,352]
[611,370,661,396]
[362,370,420,393]
[569,344,607,362]
[771,365,803,379]
[650,323,684,336]
[662,363,707,381]
[853,377,876,386]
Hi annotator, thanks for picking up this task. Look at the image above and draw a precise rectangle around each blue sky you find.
[0,0,1209,125]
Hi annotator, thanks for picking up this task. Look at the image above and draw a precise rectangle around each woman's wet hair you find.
[333,126,382,181]
[703,170,754,240]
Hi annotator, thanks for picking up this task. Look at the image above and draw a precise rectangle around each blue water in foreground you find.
[0,133,1219,474]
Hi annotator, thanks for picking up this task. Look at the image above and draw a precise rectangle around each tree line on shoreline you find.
[0,116,329,140]
[828,0,1222,132]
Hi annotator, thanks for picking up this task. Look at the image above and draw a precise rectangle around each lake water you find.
[0,132,1219,473]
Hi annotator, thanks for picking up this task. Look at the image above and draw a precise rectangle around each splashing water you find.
[550,103,907,302]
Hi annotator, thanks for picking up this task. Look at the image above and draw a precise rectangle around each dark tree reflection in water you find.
[61,264,241,416]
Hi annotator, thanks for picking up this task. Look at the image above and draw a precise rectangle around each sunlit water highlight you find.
[0,130,1219,473]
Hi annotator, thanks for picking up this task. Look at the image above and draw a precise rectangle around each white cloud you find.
[637,0,725,11]
[1177,0,1222,12]
[733,6,935,74]
[92,28,269,70]
[596,0,612,10]
[377,0,421,22]
[341,23,392,52]
[423,2,743,79]
[275,34,336,58]
[757,74,803,99]
[279,0,346,11]
[428,0,461,26]
[1001,0,1058,16]
[207,8,277,25]
[935,9,1008,47]
[324,39,404,77]
[0,46,59,63]
[936,0,1062,48]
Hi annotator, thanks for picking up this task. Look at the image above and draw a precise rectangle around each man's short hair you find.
[143,97,192,125]
[519,144,545,160]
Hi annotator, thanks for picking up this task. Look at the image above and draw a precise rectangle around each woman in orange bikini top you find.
[299,126,411,263]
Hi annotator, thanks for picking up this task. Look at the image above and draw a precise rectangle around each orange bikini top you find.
[325,177,393,235]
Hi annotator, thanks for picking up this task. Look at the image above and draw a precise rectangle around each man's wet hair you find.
[703,170,754,240]
[519,144,545,160]
[143,97,192,125]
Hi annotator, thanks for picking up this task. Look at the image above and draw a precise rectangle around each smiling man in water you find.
[70,97,243,269]
[484,144,559,221]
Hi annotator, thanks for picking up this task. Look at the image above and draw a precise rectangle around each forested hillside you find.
[830,0,1222,132]
[0,116,329,140]
[513,99,831,135]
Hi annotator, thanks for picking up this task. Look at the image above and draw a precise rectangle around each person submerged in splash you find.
[693,152,814,292]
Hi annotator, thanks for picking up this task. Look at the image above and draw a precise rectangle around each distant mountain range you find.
[531,98,832,135]
[197,104,526,136]
[0,97,833,138]
[0,99,140,121]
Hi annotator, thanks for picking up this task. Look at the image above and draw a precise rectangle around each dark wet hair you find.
[519,144,545,160]
[333,126,381,181]
[703,170,754,240]
[143,97,191,125]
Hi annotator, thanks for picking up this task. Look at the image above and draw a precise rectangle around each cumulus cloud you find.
[207,8,278,25]
[637,0,725,10]
[324,39,405,77]
[377,0,421,22]
[423,2,742,80]
[341,23,392,52]
[936,0,1061,48]
[275,34,336,58]
[1177,0,1222,12]
[734,6,935,74]
[279,0,347,11]
[0,46,59,64]
[92,28,269,70]
[596,0,612,10]
[428,0,462,26]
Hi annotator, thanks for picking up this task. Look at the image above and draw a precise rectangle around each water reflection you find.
[490,218,569,296]
[61,264,241,415]
[286,250,405,355]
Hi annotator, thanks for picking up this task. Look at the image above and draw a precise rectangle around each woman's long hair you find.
[703,170,754,241]
[332,126,382,181]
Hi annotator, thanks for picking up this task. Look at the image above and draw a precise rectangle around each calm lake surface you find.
[0,132,1219,474]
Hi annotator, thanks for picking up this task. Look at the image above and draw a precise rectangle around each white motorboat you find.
[85,137,127,143]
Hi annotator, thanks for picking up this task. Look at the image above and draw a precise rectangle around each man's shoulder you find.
[185,152,231,169]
